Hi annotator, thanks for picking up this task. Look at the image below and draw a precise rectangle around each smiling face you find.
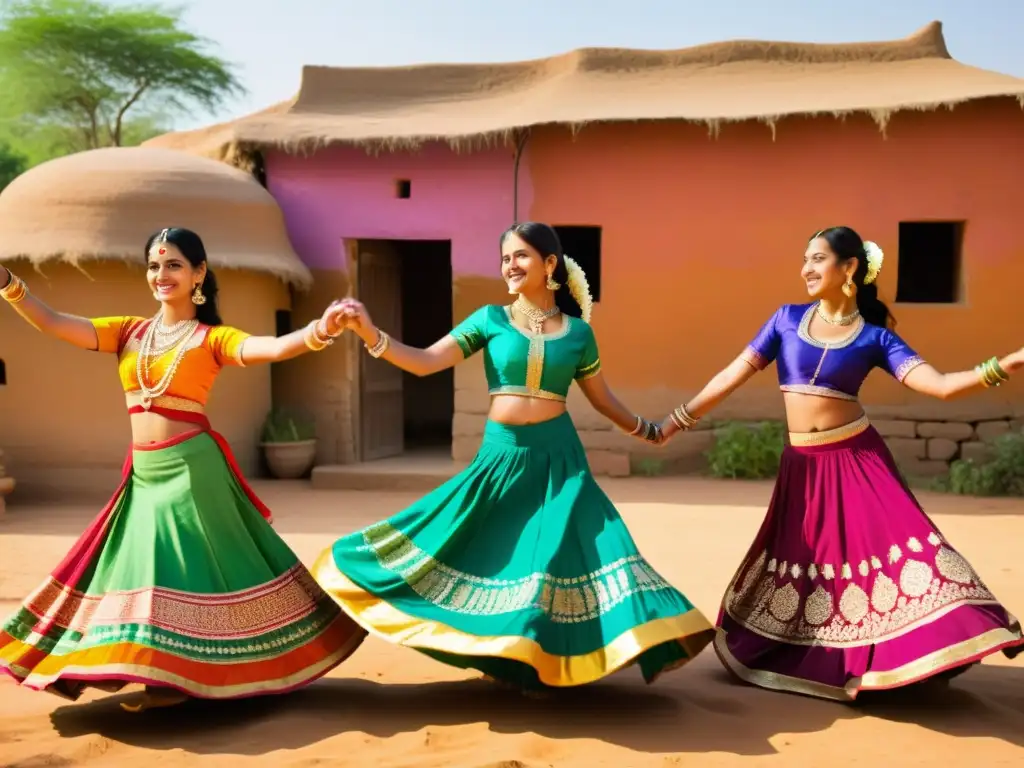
[801,236,857,300]
[146,242,204,305]
[500,232,557,295]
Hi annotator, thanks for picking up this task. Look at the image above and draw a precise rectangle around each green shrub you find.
[260,408,316,443]
[706,421,785,479]
[945,431,1024,497]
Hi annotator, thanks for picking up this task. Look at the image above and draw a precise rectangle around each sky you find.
[121,0,1024,130]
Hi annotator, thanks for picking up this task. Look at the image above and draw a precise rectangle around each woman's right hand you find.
[658,416,680,444]
[331,298,378,342]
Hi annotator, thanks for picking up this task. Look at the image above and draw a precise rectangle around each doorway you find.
[357,239,454,461]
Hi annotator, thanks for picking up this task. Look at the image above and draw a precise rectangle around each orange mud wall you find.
[0,262,289,501]
[518,98,1024,472]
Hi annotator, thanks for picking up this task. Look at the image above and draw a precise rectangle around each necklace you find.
[512,296,560,335]
[135,314,198,409]
[815,302,860,326]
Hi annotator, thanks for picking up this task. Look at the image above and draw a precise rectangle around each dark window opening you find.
[395,179,412,199]
[895,221,962,304]
[275,309,292,337]
[0,358,5,385]
[251,151,268,188]
[553,226,602,302]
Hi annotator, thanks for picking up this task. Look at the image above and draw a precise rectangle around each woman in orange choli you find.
[0,227,366,711]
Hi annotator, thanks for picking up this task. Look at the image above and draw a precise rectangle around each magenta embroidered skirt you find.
[714,415,1024,701]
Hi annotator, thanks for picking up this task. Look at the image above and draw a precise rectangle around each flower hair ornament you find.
[863,241,884,285]
[562,254,594,323]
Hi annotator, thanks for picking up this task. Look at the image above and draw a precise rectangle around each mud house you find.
[0,147,310,500]
[142,21,1024,479]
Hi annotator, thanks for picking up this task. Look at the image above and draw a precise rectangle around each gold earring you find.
[192,283,207,305]
[546,273,561,291]
[842,277,856,298]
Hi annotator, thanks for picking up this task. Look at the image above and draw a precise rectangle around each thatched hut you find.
[0,146,311,500]
[144,22,1024,477]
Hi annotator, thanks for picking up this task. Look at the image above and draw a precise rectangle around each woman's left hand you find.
[658,417,679,444]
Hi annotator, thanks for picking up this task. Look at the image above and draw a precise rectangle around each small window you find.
[395,179,411,199]
[553,226,602,302]
[275,309,292,337]
[895,221,963,304]
[0,358,5,385]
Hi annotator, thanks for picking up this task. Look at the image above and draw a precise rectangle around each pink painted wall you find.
[265,143,530,276]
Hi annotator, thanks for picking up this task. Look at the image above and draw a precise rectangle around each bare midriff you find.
[129,412,204,446]
[783,391,865,434]
[488,394,567,425]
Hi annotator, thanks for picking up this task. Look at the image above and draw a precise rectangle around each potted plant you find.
[260,408,317,480]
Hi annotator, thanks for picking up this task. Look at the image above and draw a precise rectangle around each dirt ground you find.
[1,477,1022,768]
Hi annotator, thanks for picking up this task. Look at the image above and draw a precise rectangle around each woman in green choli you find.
[311,222,714,692]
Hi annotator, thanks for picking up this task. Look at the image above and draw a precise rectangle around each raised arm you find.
[881,329,1024,400]
[659,308,783,441]
[329,298,473,377]
[1,265,103,350]
[232,302,349,366]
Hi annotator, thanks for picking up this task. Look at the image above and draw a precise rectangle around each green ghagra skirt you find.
[0,430,366,700]
[313,412,715,689]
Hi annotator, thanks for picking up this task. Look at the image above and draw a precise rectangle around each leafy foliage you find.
[261,408,316,443]
[943,431,1024,497]
[705,421,786,479]
[0,141,26,189]
[0,0,243,155]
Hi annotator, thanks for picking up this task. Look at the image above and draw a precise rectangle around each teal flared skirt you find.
[313,412,714,689]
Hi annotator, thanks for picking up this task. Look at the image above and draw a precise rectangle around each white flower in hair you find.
[562,255,593,323]
[863,241,884,285]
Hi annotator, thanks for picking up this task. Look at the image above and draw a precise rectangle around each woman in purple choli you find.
[657,226,1024,702]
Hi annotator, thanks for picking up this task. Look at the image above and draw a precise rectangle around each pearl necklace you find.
[512,296,560,335]
[815,302,860,327]
[135,315,198,409]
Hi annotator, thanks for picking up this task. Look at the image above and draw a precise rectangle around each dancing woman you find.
[311,222,714,692]
[659,226,1024,701]
[0,227,365,711]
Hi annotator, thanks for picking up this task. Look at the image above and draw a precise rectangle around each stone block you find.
[884,437,927,462]
[926,438,959,461]
[975,420,1011,443]
[587,450,630,477]
[452,435,482,463]
[899,459,950,478]
[959,441,993,464]
[916,421,974,441]
[872,419,918,438]
[452,412,485,437]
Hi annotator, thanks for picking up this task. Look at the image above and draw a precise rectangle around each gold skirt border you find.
[713,626,1023,702]
[312,549,716,687]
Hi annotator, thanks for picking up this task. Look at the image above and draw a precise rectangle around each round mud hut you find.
[0,146,311,501]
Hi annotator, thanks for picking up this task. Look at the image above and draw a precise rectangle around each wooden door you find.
[358,244,404,461]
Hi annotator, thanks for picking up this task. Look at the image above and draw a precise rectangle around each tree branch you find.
[111,79,149,147]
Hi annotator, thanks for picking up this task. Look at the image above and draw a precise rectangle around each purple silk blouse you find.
[740,303,925,401]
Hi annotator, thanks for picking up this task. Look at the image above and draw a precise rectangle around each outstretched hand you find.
[0,264,10,288]
[327,298,377,341]
[657,417,679,445]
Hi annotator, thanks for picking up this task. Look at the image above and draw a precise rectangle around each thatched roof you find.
[0,146,311,287]
[144,21,1024,166]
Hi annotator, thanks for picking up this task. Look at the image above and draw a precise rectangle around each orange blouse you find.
[90,316,251,415]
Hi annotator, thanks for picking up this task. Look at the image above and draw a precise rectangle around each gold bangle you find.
[627,416,644,436]
[1,274,27,304]
[366,329,390,358]
[303,320,331,351]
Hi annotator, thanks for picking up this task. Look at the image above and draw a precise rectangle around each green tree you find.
[0,141,27,189]
[0,0,244,154]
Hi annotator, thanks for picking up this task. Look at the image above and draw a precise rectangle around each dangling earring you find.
[192,283,207,305]
[546,272,561,291]
[842,276,857,298]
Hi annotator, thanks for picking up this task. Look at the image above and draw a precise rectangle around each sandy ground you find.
[1,477,1023,768]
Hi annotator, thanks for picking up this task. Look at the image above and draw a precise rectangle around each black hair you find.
[811,226,893,328]
[499,221,583,318]
[143,227,222,326]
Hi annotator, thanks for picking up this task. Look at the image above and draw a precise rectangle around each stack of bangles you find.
[365,329,391,358]
[975,356,1010,388]
[670,404,700,431]
[628,416,661,443]
[303,319,337,351]
[1,271,27,304]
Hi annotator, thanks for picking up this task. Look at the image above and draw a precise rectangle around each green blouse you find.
[450,304,602,402]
